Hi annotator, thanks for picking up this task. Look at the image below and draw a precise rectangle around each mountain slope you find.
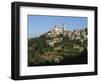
[28,27,87,66]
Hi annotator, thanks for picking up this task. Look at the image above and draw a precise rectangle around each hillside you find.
[28,25,88,66]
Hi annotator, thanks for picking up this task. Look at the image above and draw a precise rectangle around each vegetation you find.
[28,28,88,66]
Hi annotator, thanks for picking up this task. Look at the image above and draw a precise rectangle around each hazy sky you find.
[28,15,87,38]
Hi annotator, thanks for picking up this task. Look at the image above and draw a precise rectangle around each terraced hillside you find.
[28,27,87,66]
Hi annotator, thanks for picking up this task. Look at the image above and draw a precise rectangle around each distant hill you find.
[28,24,88,66]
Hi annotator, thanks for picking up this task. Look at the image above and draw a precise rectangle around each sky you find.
[28,15,88,38]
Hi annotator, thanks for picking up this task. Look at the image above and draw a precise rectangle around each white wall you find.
[0,0,99,82]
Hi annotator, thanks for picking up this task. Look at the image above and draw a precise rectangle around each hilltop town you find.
[28,23,87,66]
[45,23,87,47]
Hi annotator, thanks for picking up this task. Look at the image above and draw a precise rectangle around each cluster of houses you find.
[45,23,87,47]
[46,24,66,38]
